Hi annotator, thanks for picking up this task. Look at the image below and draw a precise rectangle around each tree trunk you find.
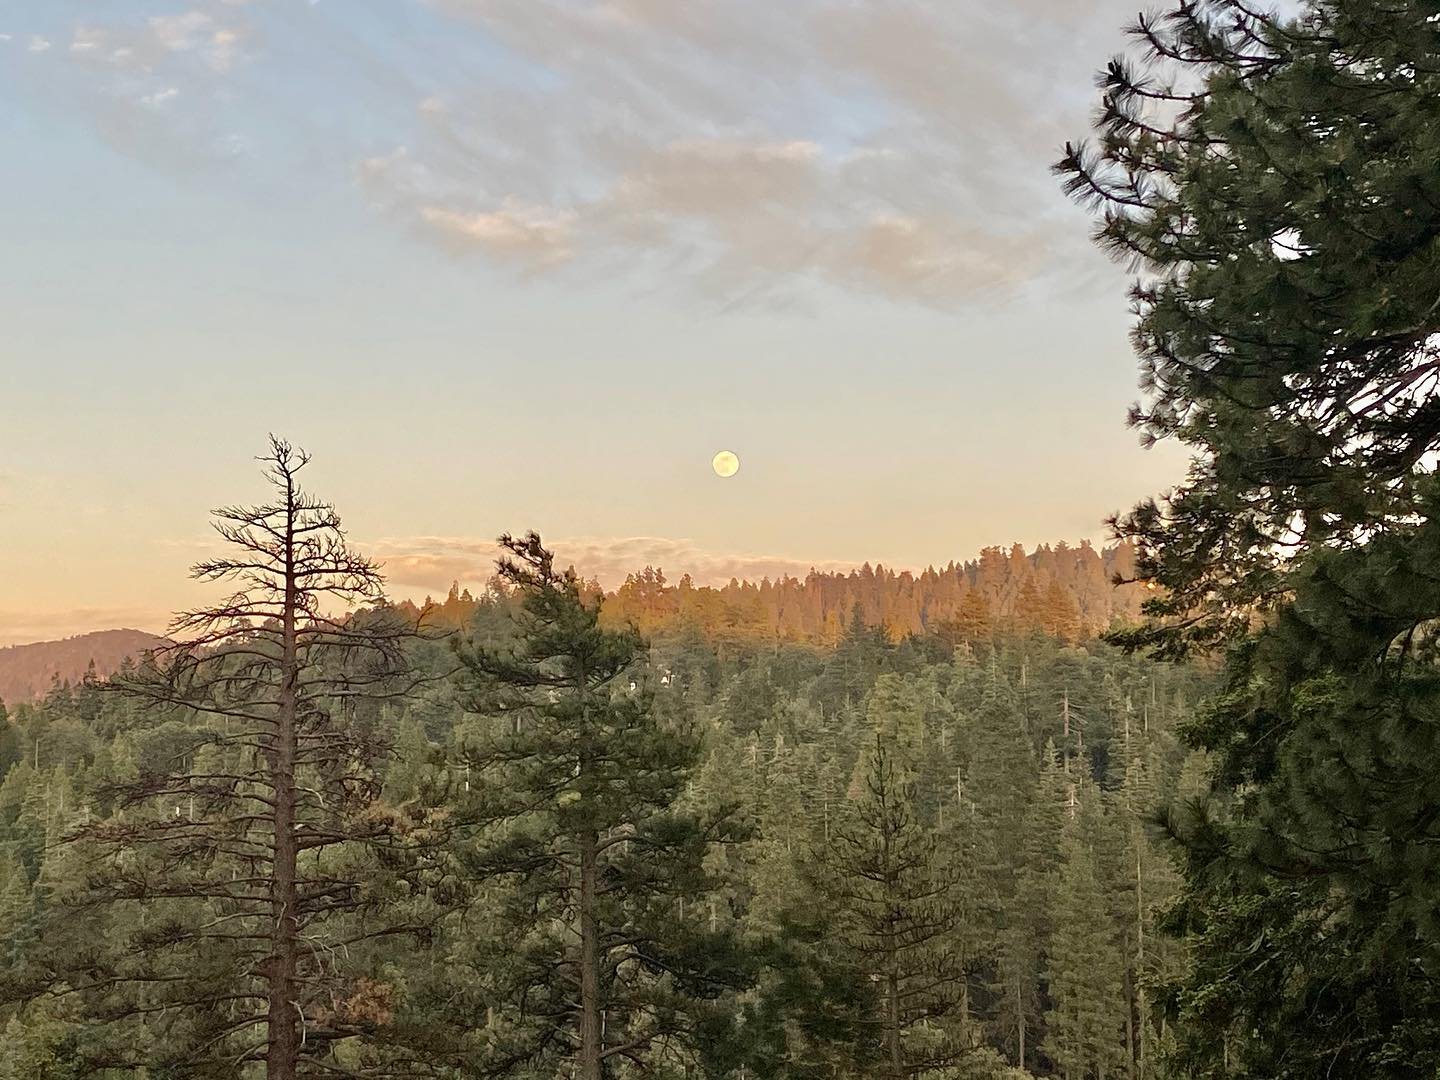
[1124,963,1136,1079]
[886,951,902,1080]
[882,803,902,1080]
[1017,972,1026,1071]
[575,656,604,1080]
[267,499,300,1080]
[1136,842,1147,1080]
[579,826,603,1080]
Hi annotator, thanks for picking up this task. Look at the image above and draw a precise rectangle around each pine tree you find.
[1011,741,1067,1068]
[1044,781,1126,1080]
[1059,0,1440,655]
[807,734,978,1080]
[0,851,32,964]
[1162,539,1440,1076]
[1061,2,1440,1074]
[963,680,1038,1067]
[450,532,749,1080]
[0,437,435,1079]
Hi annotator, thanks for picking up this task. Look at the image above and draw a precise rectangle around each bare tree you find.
[16,437,441,1079]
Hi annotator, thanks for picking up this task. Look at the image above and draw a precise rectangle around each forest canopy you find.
[0,446,1206,1079]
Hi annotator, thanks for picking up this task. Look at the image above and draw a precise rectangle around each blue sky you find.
[0,0,1188,644]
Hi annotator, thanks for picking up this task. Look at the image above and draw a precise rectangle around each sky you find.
[0,0,1190,647]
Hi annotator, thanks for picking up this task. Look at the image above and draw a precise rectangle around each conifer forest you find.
[0,444,1212,1079]
[4,1,1440,1078]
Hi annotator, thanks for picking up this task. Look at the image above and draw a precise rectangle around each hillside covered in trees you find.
[402,540,1148,648]
[0,631,168,706]
[0,436,1208,1080]
[3,540,1143,706]
[0,521,1205,1080]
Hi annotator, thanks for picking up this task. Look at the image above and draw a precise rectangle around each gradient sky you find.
[0,0,1189,646]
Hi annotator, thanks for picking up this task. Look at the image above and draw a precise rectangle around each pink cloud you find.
[367,534,866,596]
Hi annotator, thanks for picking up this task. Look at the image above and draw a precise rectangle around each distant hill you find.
[0,629,167,704]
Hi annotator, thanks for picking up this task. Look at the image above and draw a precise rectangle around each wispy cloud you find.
[362,0,1134,307]
[362,128,1050,307]
[419,200,577,267]
[11,3,254,170]
[16,0,1137,306]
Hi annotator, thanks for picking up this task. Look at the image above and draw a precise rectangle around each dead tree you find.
[17,437,442,1079]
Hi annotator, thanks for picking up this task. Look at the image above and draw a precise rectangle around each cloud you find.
[21,0,1141,307]
[420,200,576,266]
[149,12,211,50]
[148,11,243,72]
[356,0,1138,307]
[69,27,102,53]
[11,3,252,170]
[363,131,1049,307]
[57,7,249,76]
[141,86,180,109]
[368,534,868,595]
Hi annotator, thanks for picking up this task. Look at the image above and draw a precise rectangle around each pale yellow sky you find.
[1,0,1189,646]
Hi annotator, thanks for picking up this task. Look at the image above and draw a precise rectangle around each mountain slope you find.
[0,629,167,704]
[3,541,1148,701]
[602,539,1146,643]
[401,539,1149,644]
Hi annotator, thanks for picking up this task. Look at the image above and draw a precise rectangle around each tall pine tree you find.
[806,734,979,1080]
[0,437,435,1079]
[449,532,749,1080]
[1061,1,1440,1074]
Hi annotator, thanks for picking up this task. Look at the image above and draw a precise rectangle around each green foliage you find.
[1060,0,1440,657]
[1062,1,1440,1075]
[1043,784,1126,1080]
[805,735,976,1079]
[442,532,752,1079]
[0,542,1206,1079]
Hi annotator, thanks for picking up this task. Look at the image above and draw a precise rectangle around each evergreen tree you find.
[1061,2,1440,1074]
[963,681,1038,1066]
[1044,782,1126,1080]
[0,437,434,1079]
[0,703,19,779]
[1010,741,1067,1070]
[450,532,749,1080]
[806,734,978,1080]
[1162,537,1440,1076]
[1059,0,1440,654]
[0,527,1205,1079]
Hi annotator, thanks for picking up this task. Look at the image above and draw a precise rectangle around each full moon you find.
[711,450,740,478]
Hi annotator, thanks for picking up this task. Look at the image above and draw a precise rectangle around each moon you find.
[711,450,740,478]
